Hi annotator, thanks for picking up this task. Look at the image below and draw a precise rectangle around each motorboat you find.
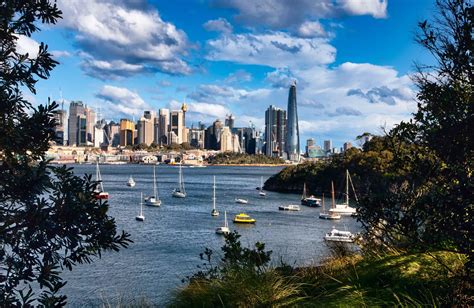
[258,176,266,197]
[233,213,256,224]
[235,198,248,204]
[301,183,321,207]
[127,176,136,187]
[324,227,354,242]
[211,176,219,217]
[278,204,300,211]
[145,165,161,206]
[135,192,145,222]
[216,211,230,235]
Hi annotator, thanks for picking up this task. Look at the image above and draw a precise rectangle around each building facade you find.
[120,119,135,147]
[265,105,286,157]
[286,82,300,161]
[68,101,85,146]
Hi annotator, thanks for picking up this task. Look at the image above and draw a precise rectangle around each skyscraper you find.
[137,116,154,146]
[286,82,300,161]
[169,110,184,145]
[120,119,135,146]
[68,101,84,146]
[158,108,170,146]
[324,140,332,153]
[265,105,286,157]
[84,106,96,144]
[52,108,67,145]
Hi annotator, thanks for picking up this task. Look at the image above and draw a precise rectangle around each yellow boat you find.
[233,213,256,224]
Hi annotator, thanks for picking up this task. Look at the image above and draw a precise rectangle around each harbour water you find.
[61,164,360,306]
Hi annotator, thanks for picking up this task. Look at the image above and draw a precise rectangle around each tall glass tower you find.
[286,81,300,161]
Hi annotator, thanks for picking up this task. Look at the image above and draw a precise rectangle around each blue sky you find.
[21,0,437,148]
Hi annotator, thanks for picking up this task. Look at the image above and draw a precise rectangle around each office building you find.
[189,127,205,149]
[286,82,300,161]
[225,114,235,130]
[137,111,154,146]
[52,109,67,145]
[265,105,286,157]
[68,101,85,146]
[157,108,170,146]
[76,114,87,146]
[120,119,135,147]
[305,138,315,156]
[324,140,332,153]
[84,106,96,144]
[343,142,353,152]
[169,110,184,145]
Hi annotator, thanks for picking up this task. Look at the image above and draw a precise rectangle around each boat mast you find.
[140,192,143,216]
[96,158,104,191]
[261,176,263,189]
[224,210,228,228]
[348,172,359,203]
[153,166,157,197]
[331,181,335,209]
[212,176,216,210]
[322,193,325,212]
[302,183,307,199]
[345,169,349,206]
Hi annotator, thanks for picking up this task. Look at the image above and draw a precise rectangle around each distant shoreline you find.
[209,163,288,167]
[49,161,288,167]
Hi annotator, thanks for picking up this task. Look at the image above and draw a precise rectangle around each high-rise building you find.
[225,114,235,130]
[76,114,87,146]
[189,127,205,149]
[169,110,184,145]
[104,121,120,147]
[324,140,332,153]
[52,108,67,145]
[286,82,300,161]
[120,119,135,147]
[137,116,154,146]
[158,108,170,146]
[265,105,286,157]
[94,126,104,148]
[343,142,353,152]
[68,101,85,146]
[306,138,315,156]
[84,106,96,144]
[205,119,224,150]
[220,126,233,152]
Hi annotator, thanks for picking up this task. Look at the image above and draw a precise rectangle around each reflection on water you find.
[61,164,360,305]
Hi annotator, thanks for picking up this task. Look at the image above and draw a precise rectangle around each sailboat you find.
[329,170,357,216]
[301,182,321,207]
[211,176,219,216]
[172,162,186,198]
[135,192,145,222]
[319,185,341,220]
[145,165,161,206]
[127,176,136,187]
[93,159,109,200]
[215,211,230,235]
[259,176,266,197]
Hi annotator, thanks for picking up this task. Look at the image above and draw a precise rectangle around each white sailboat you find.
[145,165,161,206]
[211,176,219,216]
[172,162,186,198]
[259,176,266,197]
[135,192,145,222]
[93,159,109,200]
[127,176,135,187]
[215,211,230,235]
[329,170,357,216]
[319,185,341,220]
[235,198,248,204]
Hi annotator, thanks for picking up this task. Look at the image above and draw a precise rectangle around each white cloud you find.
[203,18,233,35]
[16,35,39,58]
[224,69,252,83]
[57,0,191,78]
[96,85,149,118]
[339,0,388,19]
[297,21,326,38]
[206,32,336,69]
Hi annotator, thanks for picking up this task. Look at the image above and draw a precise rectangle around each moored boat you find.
[211,176,219,217]
[93,159,109,200]
[145,165,161,206]
[319,188,341,220]
[301,183,321,207]
[127,176,136,187]
[233,213,256,224]
[278,204,301,211]
[172,162,186,198]
[235,198,248,204]
[329,170,357,216]
[324,226,354,242]
[216,211,230,235]
[135,192,145,222]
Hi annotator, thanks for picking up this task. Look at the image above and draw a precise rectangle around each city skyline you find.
[24,0,436,146]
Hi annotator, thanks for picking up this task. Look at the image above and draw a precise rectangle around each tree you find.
[0,1,130,305]
[358,0,473,276]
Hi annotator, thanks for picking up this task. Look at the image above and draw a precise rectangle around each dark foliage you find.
[0,1,131,305]
[208,152,285,165]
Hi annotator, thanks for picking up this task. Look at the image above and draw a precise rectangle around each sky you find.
[22,0,437,148]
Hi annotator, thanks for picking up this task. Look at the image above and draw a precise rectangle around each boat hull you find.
[301,198,321,207]
[135,216,145,222]
[94,192,109,200]
[278,205,300,211]
[144,197,161,207]
[172,191,186,198]
[233,220,256,224]
[215,227,229,235]
[319,213,341,220]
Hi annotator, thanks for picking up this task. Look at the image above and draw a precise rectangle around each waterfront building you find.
[220,126,233,152]
[205,119,224,150]
[120,119,135,147]
[189,127,205,149]
[324,140,332,153]
[264,105,286,157]
[68,101,85,146]
[286,82,300,161]
[105,121,120,147]
[158,108,170,146]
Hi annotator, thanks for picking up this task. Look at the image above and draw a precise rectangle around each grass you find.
[171,250,469,307]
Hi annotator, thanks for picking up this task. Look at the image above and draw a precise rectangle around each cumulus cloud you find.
[206,32,336,69]
[265,67,297,88]
[213,0,388,29]
[224,69,252,83]
[297,21,326,38]
[15,35,39,58]
[328,106,363,116]
[347,86,412,105]
[57,0,191,79]
[96,85,149,118]
[169,99,230,122]
[188,84,250,102]
[203,18,233,35]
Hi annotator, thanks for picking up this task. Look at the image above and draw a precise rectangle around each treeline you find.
[208,152,285,165]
